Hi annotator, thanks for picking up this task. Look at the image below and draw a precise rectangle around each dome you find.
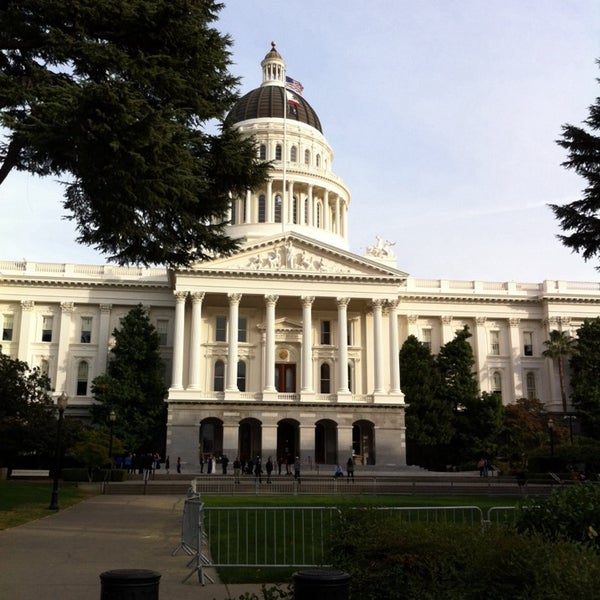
[227,85,323,133]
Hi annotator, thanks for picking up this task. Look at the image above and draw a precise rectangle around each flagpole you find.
[282,82,287,234]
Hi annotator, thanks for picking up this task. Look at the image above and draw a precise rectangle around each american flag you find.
[285,76,304,95]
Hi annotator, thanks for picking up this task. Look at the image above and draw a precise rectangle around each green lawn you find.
[0,481,96,530]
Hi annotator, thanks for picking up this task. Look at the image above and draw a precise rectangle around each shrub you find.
[516,483,600,550]
[327,508,600,599]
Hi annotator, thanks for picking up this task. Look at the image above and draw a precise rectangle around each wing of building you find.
[1,44,599,469]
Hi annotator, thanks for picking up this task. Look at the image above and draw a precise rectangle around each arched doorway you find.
[199,417,223,463]
[352,420,376,465]
[238,418,262,462]
[315,419,338,465]
[277,419,299,467]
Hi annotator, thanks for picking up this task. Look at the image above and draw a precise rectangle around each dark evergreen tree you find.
[550,60,600,269]
[435,325,482,464]
[0,353,55,467]
[400,335,453,468]
[0,0,268,267]
[570,317,600,438]
[91,305,166,452]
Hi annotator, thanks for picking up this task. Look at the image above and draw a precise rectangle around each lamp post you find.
[547,418,555,469]
[108,409,116,464]
[48,392,68,510]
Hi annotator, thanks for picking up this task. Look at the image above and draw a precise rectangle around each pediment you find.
[186,233,407,281]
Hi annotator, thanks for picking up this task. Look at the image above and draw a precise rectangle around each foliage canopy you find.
[0,0,268,266]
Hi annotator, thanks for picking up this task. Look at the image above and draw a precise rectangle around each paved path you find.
[0,495,270,600]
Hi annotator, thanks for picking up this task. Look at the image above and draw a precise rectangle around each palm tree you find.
[543,329,575,413]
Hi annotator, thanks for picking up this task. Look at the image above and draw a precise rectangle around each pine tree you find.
[542,329,575,413]
[91,305,166,452]
[400,335,453,468]
[570,317,600,438]
[0,0,268,267]
[550,60,600,269]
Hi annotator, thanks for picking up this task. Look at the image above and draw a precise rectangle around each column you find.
[171,291,187,390]
[406,314,419,338]
[372,299,384,394]
[97,304,112,375]
[337,425,353,462]
[474,316,488,390]
[264,295,278,393]
[388,300,401,394]
[222,422,239,459]
[508,317,521,403]
[245,190,252,223]
[307,185,314,227]
[335,195,341,234]
[300,422,315,464]
[301,296,315,393]
[17,300,34,362]
[226,293,242,391]
[188,292,205,390]
[337,297,350,393]
[323,190,330,232]
[441,315,454,344]
[54,302,74,394]
[266,180,273,223]
[287,181,295,224]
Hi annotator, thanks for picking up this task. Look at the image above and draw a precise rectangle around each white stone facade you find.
[1,46,599,469]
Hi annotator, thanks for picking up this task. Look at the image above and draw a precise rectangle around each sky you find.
[1,0,600,283]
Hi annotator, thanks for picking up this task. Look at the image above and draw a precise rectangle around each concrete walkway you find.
[0,495,274,600]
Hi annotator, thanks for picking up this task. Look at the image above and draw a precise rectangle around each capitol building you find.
[1,45,599,468]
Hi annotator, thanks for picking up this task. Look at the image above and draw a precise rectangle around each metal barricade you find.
[370,505,484,525]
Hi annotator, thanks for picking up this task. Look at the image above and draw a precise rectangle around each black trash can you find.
[100,569,161,600]
[293,569,351,600]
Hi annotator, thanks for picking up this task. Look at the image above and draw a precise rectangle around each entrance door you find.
[275,363,296,392]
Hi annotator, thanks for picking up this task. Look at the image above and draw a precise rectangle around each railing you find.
[204,506,340,568]
[175,503,518,584]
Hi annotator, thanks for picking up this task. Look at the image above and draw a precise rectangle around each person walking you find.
[176,456,182,474]
[254,456,263,484]
[233,456,241,484]
[266,456,274,483]
[221,454,229,475]
[346,456,355,482]
[165,455,170,475]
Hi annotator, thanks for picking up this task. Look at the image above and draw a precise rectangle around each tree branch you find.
[0,138,21,186]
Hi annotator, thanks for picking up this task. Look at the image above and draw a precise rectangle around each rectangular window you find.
[421,328,432,351]
[80,317,92,343]
[42,316,53,342]
[523,331,533,356]
[2,314,13,341]
[216,316,227,342]
[320,320,331,345]
[156,319,169,345]
[490,330,500,355]
[238,317,247,343]
[347,320,353,346]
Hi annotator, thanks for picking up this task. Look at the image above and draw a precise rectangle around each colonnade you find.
[170,291,402,400]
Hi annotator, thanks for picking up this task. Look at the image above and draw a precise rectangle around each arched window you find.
[526,372,536,400]
[274,194,282,223]
[237,361,246,392]
[316,203,322,228]
[292,196,298,224]
[492,371,502,395]
[77,361,89,396]
[230,198,237,225]
[290,146,297,162]
[316,154,321,167]
[214,360,225,392]
[241,196,247,223]
[320,363,331,394]
[259,144,267,160]
[258,194,266,223]
[304,198,309,225]
[304,149,310,165]
[275,144,282,161]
